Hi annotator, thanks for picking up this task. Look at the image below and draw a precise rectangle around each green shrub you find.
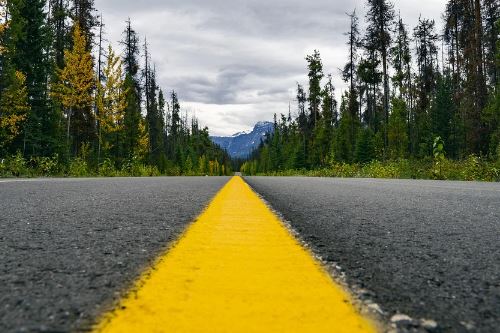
[0,158,7,177]
[432,137,446,180]
[98,158,118,177]
[5,152,28,177]
[361,160,400,179]
[165,165,181,176]
[121,157,161,177]
[68,158,90,177]
[30,155,60,176]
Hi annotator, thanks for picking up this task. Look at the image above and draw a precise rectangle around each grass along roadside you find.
[0,152,231,178]
[242,157,500,182]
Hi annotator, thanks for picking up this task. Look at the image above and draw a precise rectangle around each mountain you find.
[211,121,274,159]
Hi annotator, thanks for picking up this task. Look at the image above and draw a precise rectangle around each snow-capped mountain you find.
[211,121,274,159]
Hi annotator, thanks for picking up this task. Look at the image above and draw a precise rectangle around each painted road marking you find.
[94,176,377,333]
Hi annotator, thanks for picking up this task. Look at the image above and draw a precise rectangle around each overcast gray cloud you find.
[95,0,447,136]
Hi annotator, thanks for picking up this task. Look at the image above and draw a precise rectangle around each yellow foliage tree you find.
[0,71,29,149]
[96,45,128,156]
[0,0,7,55]
[51,23,95,149]
[136,118,150,160]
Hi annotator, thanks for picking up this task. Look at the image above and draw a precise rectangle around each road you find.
[245,177,500,333]
[0,176,499,332]
[0,177,229,332]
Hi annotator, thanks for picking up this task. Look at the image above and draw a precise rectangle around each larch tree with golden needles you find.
[0,0,6,55]
[96,45,128,161]
[0,71,30,151]
[0,0,7,49]
[52,23,95,155]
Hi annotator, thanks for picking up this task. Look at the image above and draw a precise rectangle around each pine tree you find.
[144,41,164,163]
[413,17,439,156]
[120,20,141,159]
[358,40,382,131]
[333,93,359,162]
[482,20,500,157]
[71,0,97,48]
[49,0,70,70]
[430,76,456,156]
[121,19,140,82]
[168,91,181,161]
[365,0,395,153]
[52,23,95,155]
[306,50,323,129]
[388,98,408,159]
[342,10,362,123]
[391,17,412,101]
[122,73,141,158]
[391,16,413,154]
[296,83,308,133]
[482,0,499,87]
[342,10,360,104]
[355,127,376,164]
[6,0,57,156]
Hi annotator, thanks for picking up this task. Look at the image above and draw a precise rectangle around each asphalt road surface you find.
[1,176,499,332]
[245,177,500,333]
[0,177,229,333]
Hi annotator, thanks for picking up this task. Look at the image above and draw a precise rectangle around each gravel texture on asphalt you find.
[245,177,500,333]
[0,177,229,333]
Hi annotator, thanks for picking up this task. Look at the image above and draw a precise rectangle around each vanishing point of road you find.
[0,176,499,332]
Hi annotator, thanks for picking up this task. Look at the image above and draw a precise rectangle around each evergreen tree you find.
[365,0,395,152]
[121,19,140,82]
[388,98,408,159]
[413,17,439,156]
[169,90,181,161]
[6,0,57,156]
[391,16,413,153]
[120,19,141,159]
[482,0,499,87]
[482,20,500,157]
[430,76,456,156]
[49,0,70,70]
[358,40,382,131]
[306,50,323,129]
[342,10,360,108]
[333,93,359,162]
[71,0,97,48]
[444,0,489,153]
[391,16,412,101]
[355,127,375,164]
[122,73,140,158]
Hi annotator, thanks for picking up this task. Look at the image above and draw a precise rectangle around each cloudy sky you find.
[94,0,448,136]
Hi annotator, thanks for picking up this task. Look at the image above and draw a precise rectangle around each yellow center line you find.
[93,176,378,333]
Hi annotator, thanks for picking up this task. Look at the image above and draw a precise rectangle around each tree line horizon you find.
[242,0,499,178]
[0,0,232,176]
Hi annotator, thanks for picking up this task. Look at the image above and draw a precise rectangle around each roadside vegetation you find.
[242,1,500,182]
[0,152,230,178]
[242,156,500,182]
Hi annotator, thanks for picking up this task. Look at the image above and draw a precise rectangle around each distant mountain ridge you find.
[211,121,274,159]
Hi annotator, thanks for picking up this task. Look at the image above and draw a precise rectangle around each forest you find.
[0,0,232,177]
[241,0,500,181]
